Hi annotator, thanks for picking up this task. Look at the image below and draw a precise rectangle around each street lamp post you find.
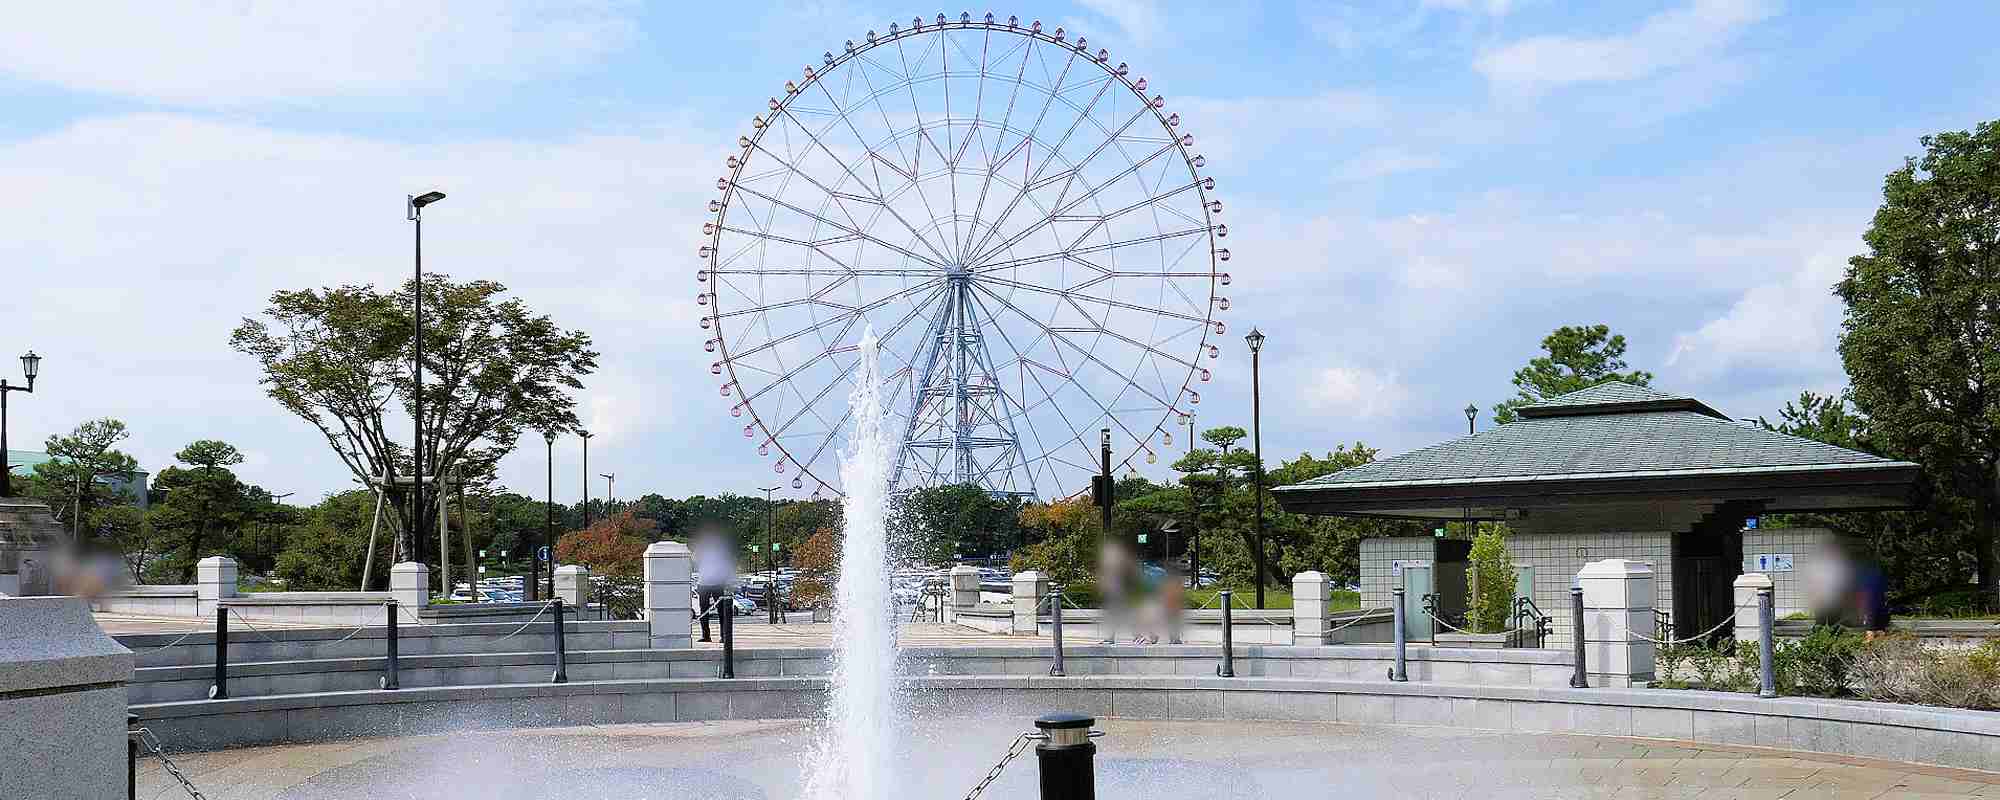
[406,190,445,568]
[760,485,780,624]
[579,429,594,528]
[1,351,40,498]
[1184,411,1197,587]
[532,431,554,601]
[1463,404,1478,541]
[1245,327,1267,608]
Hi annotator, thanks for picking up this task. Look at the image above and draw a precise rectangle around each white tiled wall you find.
[1358,537,1438,609]
[1742,527,1832,618]
[1505,531,1674,648]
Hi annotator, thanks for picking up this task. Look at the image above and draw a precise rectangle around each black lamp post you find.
[1465,403,1478,435]
[407,190,445,567]
[760,485,780,624]
[1183,411,1197,587]
[1245,327,1266,608]
[1,351,41,498]
[580,429,594,528]
[531,430,554,602]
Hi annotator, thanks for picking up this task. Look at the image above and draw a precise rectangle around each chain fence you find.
[135,726,208,799]
[960,731,1044,800]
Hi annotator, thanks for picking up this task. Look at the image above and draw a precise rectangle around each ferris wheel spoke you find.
[723,278,946,362]
[964,70,1120,260]
[725,182,945,269]
[968,151,1190,267]
[965,289,1083,493]
[969,280,1175,424]
[962,38,1084,262]
[771,104,957,266]
[975,275,1212,327]
[971,225,1213,275]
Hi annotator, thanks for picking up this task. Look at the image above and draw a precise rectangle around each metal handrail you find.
[1514,595,1552,649]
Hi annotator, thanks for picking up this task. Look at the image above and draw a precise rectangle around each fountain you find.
[803,329,900,799]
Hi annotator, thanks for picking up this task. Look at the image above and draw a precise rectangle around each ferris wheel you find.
[699,11,1231,499]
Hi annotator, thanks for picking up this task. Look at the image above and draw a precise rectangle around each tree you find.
[272,491,383,591]
[888,483,1023,564]
[1837,121,2000,607]
[1762,391,1975,602]
[230,275,598,566]
[1012,497,1100,585]
[1492,324,1654,423]
[162,440,244,581]
[555,510,653,617]
[27,418,141,531]
[791,526,840,607]
[1466,530,1515,633]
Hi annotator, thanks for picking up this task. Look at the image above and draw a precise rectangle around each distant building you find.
[4,449,150,510]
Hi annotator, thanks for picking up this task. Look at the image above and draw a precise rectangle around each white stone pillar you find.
[644,541,693,649]
[195,555,238,617]
[389,562,430,611]
[1577,559,1655,688]
[1733,572,1773,644]
[555,564,592,610]
[1010,570,1049,635]
[0,597,135,798]
[1292,571,1330,646]
[948,565,982,618]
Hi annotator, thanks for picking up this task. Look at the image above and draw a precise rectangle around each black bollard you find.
[719,594,735,679]
[1034,713,1097,800]
[1569,585,1588,689]
[381,600,400,690]
[1390,586,1407,682]
[1757,588,1777,698]
[551,598,569,684]
[127,714,139,800]
[1048,587,1065,677]
[209,606,228,700]
[1216,589,1235,678]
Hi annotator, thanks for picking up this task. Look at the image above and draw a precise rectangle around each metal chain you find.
[961,732,1043,800]
[1625,606,1750,646]
[137,727,208,800]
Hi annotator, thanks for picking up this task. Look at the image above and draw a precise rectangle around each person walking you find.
[694,528,736,643]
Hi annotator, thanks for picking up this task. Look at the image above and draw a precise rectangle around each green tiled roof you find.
[1278,382,1909,490]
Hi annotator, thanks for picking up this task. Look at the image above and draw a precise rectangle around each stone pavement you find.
[136,717,2000,799]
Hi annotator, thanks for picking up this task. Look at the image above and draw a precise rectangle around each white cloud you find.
[1078,0,1165,47]
[0,112,724,498]
[1474,0,1777,94]
[1304,365,1410,420]
[1422,0,1518,16]
[0,1,638,106]
[1666,233,1854,383]
[1332,147,1449,182]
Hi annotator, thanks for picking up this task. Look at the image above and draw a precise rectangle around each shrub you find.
[1465,530,1515,634]
[1786,625,1863,697]
[1850,634,2000,710]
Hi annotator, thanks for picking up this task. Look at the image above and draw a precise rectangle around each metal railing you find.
[1514,595,1552,649]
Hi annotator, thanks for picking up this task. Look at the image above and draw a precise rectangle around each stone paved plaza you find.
[137,717,2000,799]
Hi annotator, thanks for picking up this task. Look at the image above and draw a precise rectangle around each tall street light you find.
[1245,327,1267,608]
[759,485,780,624]
[532,430,554,602]
[1,351,41,498]
[1183,411,1197,586]
[1463,404,1478,541]
[407,190,445,567]
[579,429,594,528]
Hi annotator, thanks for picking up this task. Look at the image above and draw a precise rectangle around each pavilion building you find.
[1273,382,1919,643]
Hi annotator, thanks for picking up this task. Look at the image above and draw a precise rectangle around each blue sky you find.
[4,1,1997,502]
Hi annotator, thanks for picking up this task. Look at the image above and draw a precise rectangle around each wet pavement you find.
[137,716,2000,799]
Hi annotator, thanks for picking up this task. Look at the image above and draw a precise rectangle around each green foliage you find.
[1851,634,2000,710]
[1466,530,1515,634]
[1010,498,1099,585]
[25,417,142,531]
[270,491,386,591]
[230,274,598,561]
[1492,324,1654,424]
[888,483,1024,564]
[1837,120,2000,605]
[1758,391,1977,603]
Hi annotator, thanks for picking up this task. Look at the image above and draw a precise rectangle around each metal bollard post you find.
[1569,585,1588,689]
[127,714,139,800]
[1034,713,1097,800]
[551,598,569,684]
[381,600,400,690]
[1389,586,1407,681]
[209,606,228,700]
[1757,588,1777,698]
[1048,587,1066,677]
[719,595,735,679]
[1216,589,1235,678]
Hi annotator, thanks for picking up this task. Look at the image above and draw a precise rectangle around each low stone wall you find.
[92,584,201,617]
[116,619,650,667]
[1033,608,1296,644]
[131,674,2000,773]
[1,597,134,798]
[125,642,1574,704]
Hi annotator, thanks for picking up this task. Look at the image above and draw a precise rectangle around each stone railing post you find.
[948,565,981,620]
[643,541,693,649]
[1292,571,1329,646]
[1732,572,1772,644]
[195,555,238,617]
[555,564,591,611]
[1577,559,1655,688]
[1011,570,1049,635]
[389,562,430,611]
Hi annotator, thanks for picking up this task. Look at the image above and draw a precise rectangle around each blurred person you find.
[48,541,129,599]
[1803,539,1858,627]
[694,527,736,642]
[1097,537,1138,644]
[1855,556,1891,641]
